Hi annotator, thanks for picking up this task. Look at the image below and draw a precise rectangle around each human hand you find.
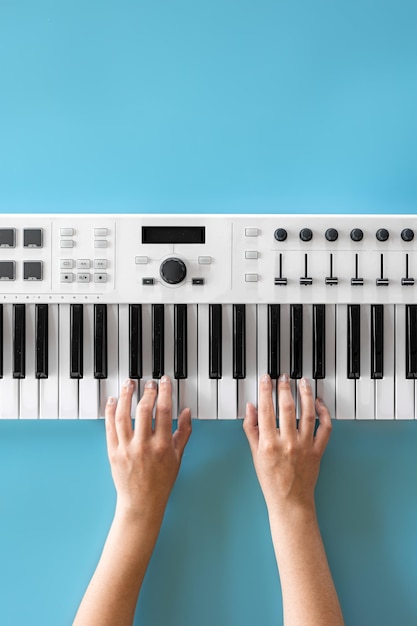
[243,373,332,518]
[105,375,192,521]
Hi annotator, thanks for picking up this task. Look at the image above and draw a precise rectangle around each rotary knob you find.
[160,257,187,284]
[376,228,389,242]
[274,228,287,242]
[325,228,338,242]
[401,228,414,242]
[299,228,313,242]
[350,228,363,242]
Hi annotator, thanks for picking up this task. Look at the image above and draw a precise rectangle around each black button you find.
[0,261,15,280]
[401,228,414,242]
[299,228,313,242]
[350,228,363,242]
[24,229,43,247]
[0,229,15,248]
[160,258,187,284]
[376,228,389,242]
[274,228,287,242]
[142,278,154,285]
[325,228,338,242]
[23,261,42,280]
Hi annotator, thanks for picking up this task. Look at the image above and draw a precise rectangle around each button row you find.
[60,259,108,270]
[60,273,108,283]
[60,228,108,237]
[271,228,415,242]
[0,228,43,248]
[60,240,108,248]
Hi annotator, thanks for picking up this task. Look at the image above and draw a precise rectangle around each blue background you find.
[0,1,417,624]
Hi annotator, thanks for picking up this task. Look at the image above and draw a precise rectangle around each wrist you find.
[114,498,166,528]
[266,498,318,528]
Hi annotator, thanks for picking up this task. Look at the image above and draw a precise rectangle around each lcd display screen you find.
[142,226,205,244]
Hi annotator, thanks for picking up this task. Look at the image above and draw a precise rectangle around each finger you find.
[257,374,277,438]
[277,373,297,438]
[135,379,157,440]
[313,397,332,455]
[105,396,118,453]
[154,375,173,439]
[173,407,192,456]
[243,401,259,455]
[114,379,135,444]
[297,377,316,441]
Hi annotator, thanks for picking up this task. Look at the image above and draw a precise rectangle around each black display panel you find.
[142,226,205,244]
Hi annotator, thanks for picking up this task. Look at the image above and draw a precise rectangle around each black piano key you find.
[174,304,187,379]
[371,304,384,379]
[209,304,222,379]
[406,304,417,379]
[70,304,83,379]
[152,304,164,379]
[13,304,26,378]
[233,304,246,379]
[347,304,361,379]
[290,304,303,379]
[268,304,280,379]
[0,304,3,378]
[94,304,108,379]
[129,304,142,379]
[313,304,326,379]
[35,304,48,379]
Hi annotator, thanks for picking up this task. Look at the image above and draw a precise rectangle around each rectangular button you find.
[94,240,108,248]
[60,240,74,248]
[135,256,148,264]
[245,274,258,282]
[94,273,107,283]
[245,228,258,237]
[245,251,259,259]
[0,228,15,247]
[94,259,107,269]
[13,304,26,378]
[0,261,15,280]
[77,259,90,269]
[60,228,74,236]
[24,229,43,247]
[129,304,142,379]
[35,304,48,379]
[23,261,42,280]
[60,259,74,269]
[77,274,90,283]
[94,304,108,379]
[94,228,108,236]
[198,256,212,264]
[60,273,74,283]
[70,304,83,379]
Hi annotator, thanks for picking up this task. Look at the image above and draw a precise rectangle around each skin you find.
[73,372,344,626]
[243,373,344,626]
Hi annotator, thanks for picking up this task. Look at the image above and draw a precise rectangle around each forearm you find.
[73,507,164,626]
[268,504,344,626]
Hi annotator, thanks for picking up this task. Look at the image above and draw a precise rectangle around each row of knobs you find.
[274,228,415,242]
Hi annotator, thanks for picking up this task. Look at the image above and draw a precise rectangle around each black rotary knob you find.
[299,228,313,242]
[160,257,187,284]
[350,228,363,242]
[274,228,287,242]
[376,228,389,242]
[401,228,414,242]
[325,228,338,242]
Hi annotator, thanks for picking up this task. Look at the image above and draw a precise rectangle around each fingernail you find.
[160,374,170,384]
[145,379,157,389]
[279,373,289,383]
[123,378,134,389]
[316,396,324,404]
[261,374,270,384]
[300,377,310,388]
[107,396,115,405]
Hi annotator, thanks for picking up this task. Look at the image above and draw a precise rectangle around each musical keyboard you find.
[0,214,416,420]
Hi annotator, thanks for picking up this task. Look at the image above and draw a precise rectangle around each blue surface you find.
[0,1,417,625]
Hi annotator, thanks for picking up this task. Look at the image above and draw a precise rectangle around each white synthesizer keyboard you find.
[0,214,416,421]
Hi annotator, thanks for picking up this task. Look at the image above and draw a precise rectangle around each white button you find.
[245,251,259,259]
[94,228,108,237]
[77,273,90,283]
[60,228,74,236]
[94,259,107,269]
[94,273,107,283]
[60,259,74,269]
[198,256,212,264]
[135,256,148,264]
[245,273,259,282]
[60,273,74,283]
[60,240,74,248]
[245,228,258,237]
[94,240,108,248]
[77,259,90,269]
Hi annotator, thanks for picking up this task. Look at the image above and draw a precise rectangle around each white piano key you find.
[99,304,119,418]
[178,304,198,420]
[118,304,139,419]
[218,304,237,419]
[237,304,257,419]
[0,305,19,419]
[197,304,218,419]
[335,304,356,420]
[140,304,153,398]
[20,304,39,419]
[164,304,178,418]
[376,304,395,419]
[58,304,79,419]
[316,305,336,420]
[39,304,59,419]
[395,304,415,419]
[299,304,313,418]
[79,304,99,419]
[257,304,277,414]
[356,305,375,419]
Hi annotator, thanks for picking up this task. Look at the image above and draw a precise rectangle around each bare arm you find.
[243,374,344,626]
[73,376,192,626]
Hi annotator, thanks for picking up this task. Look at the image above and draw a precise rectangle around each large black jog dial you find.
[160,257,187,284]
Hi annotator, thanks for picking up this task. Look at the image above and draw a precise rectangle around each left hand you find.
[105,376,192,520]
